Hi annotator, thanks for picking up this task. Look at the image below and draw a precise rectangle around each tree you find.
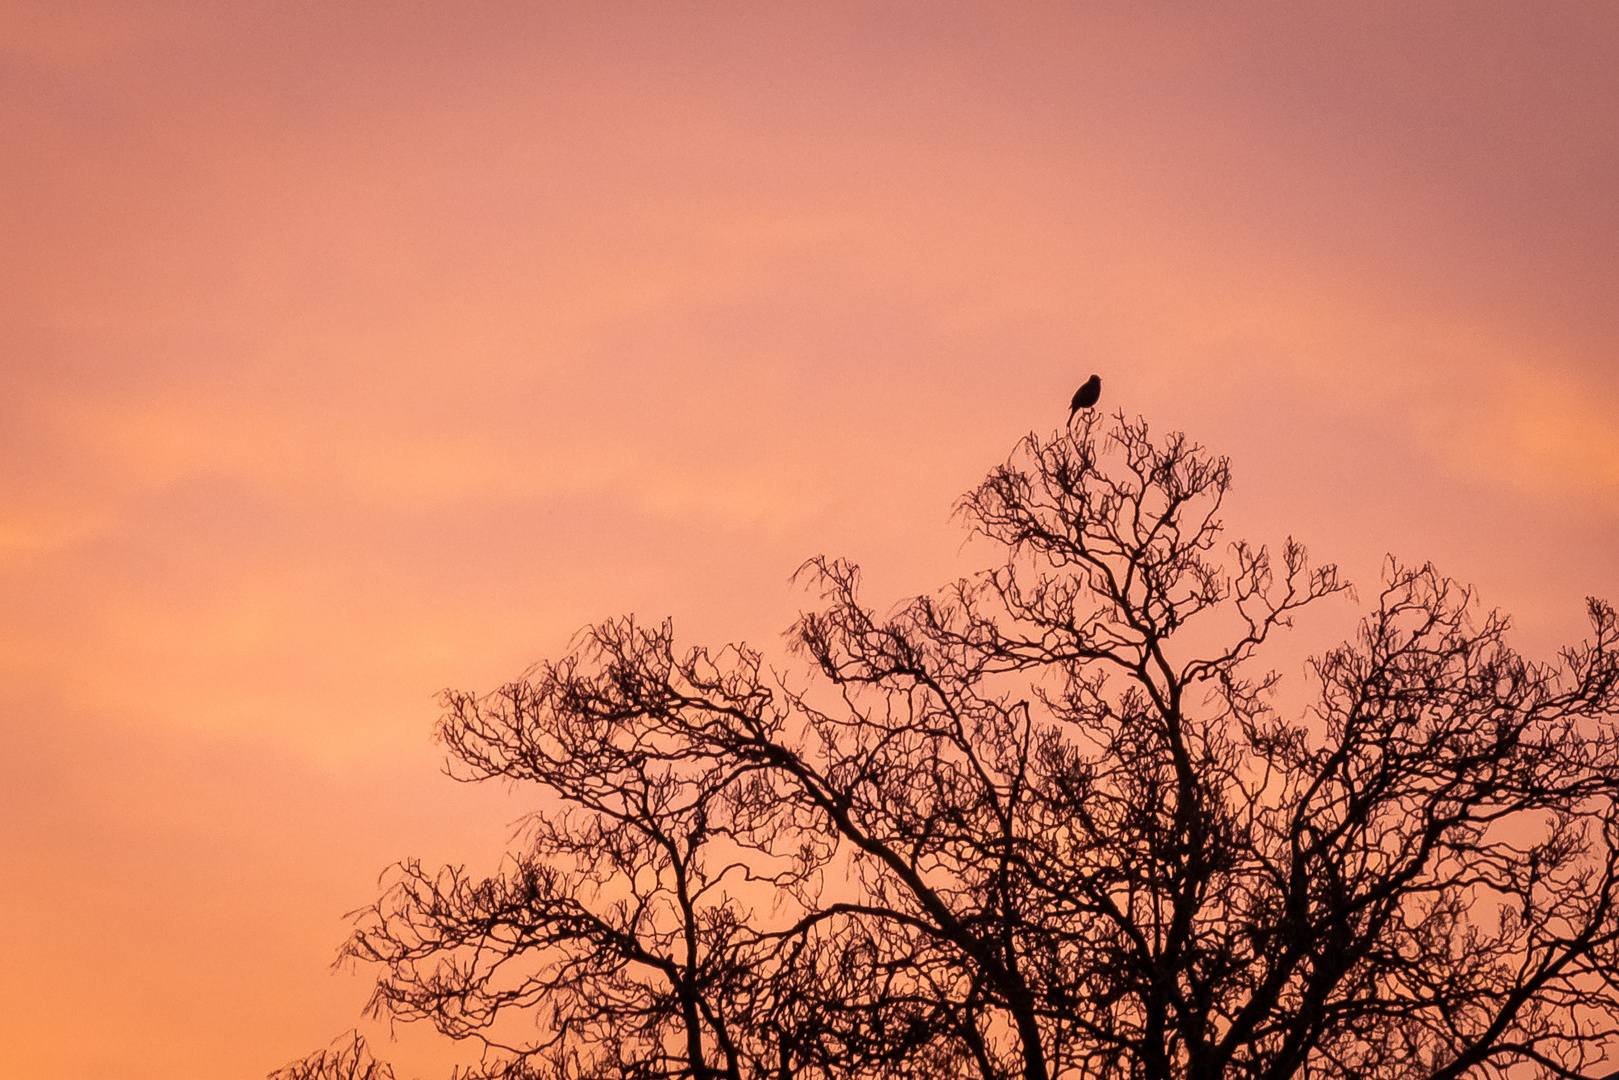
[274,412,1619,1080]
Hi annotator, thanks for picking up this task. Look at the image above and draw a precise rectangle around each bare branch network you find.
[275,412,1619,1080]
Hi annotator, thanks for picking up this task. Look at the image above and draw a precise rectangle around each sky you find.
[3,3,1618,1077]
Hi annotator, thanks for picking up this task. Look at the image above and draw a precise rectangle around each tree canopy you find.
[275,412,1619,1080]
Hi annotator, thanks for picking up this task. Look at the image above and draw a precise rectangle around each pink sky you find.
[3,3,1618,1077]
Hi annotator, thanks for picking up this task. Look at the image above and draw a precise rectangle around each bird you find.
[1068,375,1101,421]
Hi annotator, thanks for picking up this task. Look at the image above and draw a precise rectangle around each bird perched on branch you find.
[1069,375,1101,421]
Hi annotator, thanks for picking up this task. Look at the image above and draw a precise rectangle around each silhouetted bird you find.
[1069,375,1101,421]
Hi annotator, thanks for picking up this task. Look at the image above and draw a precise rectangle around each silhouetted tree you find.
[273,1032,394,1080]
[276,412,1619,1080]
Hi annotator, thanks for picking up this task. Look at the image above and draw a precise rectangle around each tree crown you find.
[275,412,1619,1080]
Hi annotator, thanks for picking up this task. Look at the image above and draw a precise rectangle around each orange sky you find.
[3,3,1618,1077]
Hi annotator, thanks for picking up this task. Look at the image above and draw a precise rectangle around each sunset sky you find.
[3,3,1618,1077]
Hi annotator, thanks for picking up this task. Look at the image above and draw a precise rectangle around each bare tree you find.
[275,412,1619,1080]
[272,1032,395,1080]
